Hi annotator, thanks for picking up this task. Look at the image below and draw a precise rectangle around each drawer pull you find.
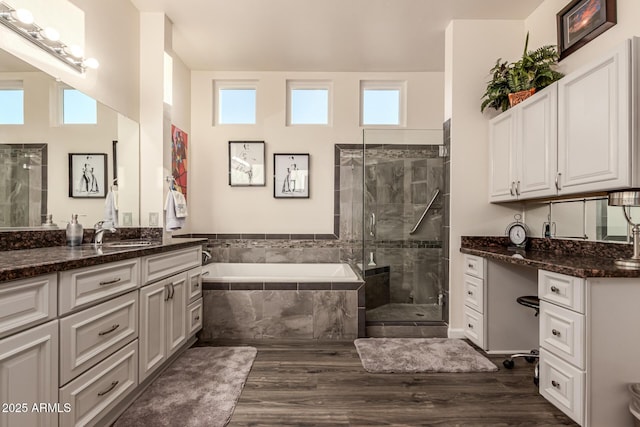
[194,316,200,321]
[99,277,122,286]
[98,324,120,336]
[550,285,559,293]
[194,283,200,289]
[97,380,119,397]
[201,271,210,277]
[551,329,561,337]
[551,380,560,388]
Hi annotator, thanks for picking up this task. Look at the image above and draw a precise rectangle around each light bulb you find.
[14,8,33,24]
[67,44,83,58]
[83,57,99,69]
[41,27,60,41]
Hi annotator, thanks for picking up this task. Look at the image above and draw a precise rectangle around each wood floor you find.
[200,339,577,426]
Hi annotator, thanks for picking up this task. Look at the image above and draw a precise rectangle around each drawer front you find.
[141,246,201,284]
[59,259,140,315]
[463,306,485,349]
[463,255,484,279]
[59,340,138,427]
[539,348,584,425]
[463,274,484,314]
[538,270,584,313]
[0,273,57,339]
[60,292,138,385]
[187,267,203,303]
[539,301,585,369]
[188,298,203,336]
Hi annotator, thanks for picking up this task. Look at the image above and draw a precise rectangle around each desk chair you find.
[503,295,540,385]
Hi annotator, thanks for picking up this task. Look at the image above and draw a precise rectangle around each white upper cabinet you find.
[557,39,632,195]
[489,83,558,202]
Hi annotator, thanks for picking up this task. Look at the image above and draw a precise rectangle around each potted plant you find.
[481,33,564,113]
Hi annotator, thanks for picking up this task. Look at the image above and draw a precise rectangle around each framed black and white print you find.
[274,153,309,198]
[228,141,266,186]
[68,153,107,198]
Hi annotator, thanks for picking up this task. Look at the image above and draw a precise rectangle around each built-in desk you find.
[461,236,640,427]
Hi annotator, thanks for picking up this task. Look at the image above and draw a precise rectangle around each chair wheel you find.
[503,359,515,369]
[525,349,539,363]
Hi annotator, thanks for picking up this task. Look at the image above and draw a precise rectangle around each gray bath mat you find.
[354,338,498,373]
[115,346,257,427]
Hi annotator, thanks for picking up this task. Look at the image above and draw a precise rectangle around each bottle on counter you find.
[66,214,84,246]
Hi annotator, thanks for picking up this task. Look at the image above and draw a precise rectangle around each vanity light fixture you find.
[0,1,99,73]
[608,189,640,269]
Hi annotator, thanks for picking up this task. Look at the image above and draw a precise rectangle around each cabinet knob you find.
[551,380,560,388]
[468,264,473,268]
[195,316,200,321]
[467,291,473,295]
[468,324,473,329]
[552,329,561,337]
[550,285,559,293]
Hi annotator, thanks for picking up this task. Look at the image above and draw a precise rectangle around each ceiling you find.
[131,0,545,72]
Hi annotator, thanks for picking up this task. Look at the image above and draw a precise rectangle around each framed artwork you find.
[68,153,107,198]
[557,0,616,60]
[228,141,265,186]
[171,125,188,199]
[273,153,309,198]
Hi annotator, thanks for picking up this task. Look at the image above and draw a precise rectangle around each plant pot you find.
[508,88,536,107]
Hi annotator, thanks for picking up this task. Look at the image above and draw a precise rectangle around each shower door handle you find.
[369,213,376,237]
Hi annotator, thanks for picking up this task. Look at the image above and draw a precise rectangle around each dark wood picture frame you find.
[557,0,617,60]
[273,153,310,198]
[68,153,107,198]
[228,141,266,187]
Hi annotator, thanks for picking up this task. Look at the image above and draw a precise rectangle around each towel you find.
[103,187,119,228]
[165,190,185,231]
[171,189,188,218]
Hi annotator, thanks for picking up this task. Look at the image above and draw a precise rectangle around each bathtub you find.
[202,262,360,283]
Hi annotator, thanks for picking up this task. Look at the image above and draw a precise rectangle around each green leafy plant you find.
[481,33,564,113]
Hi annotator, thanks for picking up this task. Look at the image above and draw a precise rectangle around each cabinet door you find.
[516,84,558,199]
[166,273,187,358]
[488,110,517,202]
[0,320,58,427]
[557,40,631,195]
[138,280,167,382]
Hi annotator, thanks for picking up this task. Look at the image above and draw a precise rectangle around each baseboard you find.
[447,328,466,339]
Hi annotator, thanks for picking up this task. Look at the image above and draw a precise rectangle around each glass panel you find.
[0,89,24,124]
[63,89,97,124]
[219,88,256,124]
[362,89,400,125]
[290,89,328,124]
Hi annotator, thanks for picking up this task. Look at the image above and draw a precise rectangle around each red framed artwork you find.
[171,125,188,200]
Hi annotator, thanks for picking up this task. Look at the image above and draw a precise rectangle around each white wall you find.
[187,71,443,233]
[445,20,525,335]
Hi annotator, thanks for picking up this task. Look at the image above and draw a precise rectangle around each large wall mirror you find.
[0,49,140,229]
[524,197,636,243]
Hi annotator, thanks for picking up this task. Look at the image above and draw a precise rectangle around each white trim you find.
[286,79,332,126]
[359,80,407,127]
[213,79,258,125]
[447,328,466,339]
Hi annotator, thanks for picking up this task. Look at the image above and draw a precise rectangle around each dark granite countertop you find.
[0,237,207,283]
[461,236,640,279]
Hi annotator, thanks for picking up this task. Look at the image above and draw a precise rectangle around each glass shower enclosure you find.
[361,129,447,324]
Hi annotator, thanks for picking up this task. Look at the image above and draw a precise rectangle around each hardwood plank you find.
[198,339,577,426]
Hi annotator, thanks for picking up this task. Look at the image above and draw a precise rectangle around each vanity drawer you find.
[187,267,203,303]
[187,298,203,336]
[0,273,57,339]
[539,348,584,425]
[540,301,584,369]
[59,340,138,427]
[60,291,138,385]
[538,270,584,314]
[463,255,485,279]
[141,246,201,284]
[463,274,484,313]
[59,259,140,315]
[463,306,485,348]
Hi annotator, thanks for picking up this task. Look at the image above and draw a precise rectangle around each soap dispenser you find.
[66,214,84,247]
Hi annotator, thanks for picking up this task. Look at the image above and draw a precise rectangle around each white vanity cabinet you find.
[538,270,640,426]
[489,83,558,202]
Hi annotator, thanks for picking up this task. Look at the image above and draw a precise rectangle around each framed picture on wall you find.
[228,141,266,186]
[273,153,309,198]
[557,0,617,60]
[68,153,107,198]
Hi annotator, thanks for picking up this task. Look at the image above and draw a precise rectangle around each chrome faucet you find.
[93,221,117,246]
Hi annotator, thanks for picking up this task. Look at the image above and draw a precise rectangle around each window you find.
[62,88,97,124]
[215,81,257,125]
[0,81,24,125]
[287,80,331,125]
[360,81,406,126]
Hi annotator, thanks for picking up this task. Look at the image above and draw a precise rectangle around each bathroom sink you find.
[103,240,157,248]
